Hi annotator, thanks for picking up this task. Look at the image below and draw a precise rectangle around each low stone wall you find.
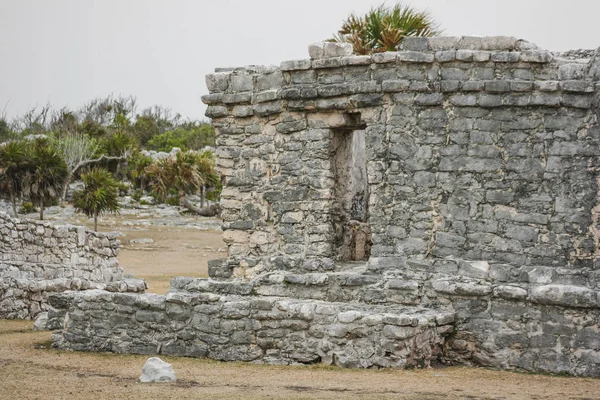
[168,273,600,376]
[49,270,600,376]
[50,289,454,368]
[0,212,145,319]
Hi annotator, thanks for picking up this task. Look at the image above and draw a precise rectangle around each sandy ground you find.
[117,227,224,294]
[2,210,599,399]
[2,320,600,400]
[56,209,226,294]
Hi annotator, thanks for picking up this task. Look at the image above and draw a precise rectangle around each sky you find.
[0,0,598,122]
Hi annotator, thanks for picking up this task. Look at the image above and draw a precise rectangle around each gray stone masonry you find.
[50,289,454,368]
[51,37,600,376]
[0,212,145,319]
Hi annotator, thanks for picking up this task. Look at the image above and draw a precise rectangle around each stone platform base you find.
[50,289,455,368]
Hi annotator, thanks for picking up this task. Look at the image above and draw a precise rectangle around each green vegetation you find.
[22,140,69,220]
[73,168,121,231]
[331,3,440,54]
[19,201,37,214]
[0,141,28,215]
[146,150,219,213]
[147,123,215,152]
[0,96,221,221]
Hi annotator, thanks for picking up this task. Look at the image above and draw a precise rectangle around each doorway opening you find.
[331,113,371,262]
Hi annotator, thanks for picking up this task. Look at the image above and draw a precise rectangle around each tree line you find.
[0,96,220,230]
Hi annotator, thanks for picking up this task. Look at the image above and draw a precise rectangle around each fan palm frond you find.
[330,3,441,54]
[73,167,120,230]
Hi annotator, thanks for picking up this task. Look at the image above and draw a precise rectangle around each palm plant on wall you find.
[331,3,441,54]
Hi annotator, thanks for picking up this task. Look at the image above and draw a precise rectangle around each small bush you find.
[131,189,144,202]
[165,196,180,206]
[19,201,37,214]
[146,124,215,152]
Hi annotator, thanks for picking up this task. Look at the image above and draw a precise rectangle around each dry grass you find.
[2,320,600,399]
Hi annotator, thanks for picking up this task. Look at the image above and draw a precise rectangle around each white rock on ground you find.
[129,238,154,245]
[139,357,176,383]
[33,312,49,331]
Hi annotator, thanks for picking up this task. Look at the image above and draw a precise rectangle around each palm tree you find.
[331,3,440,54]
[73,167,121,231]
[22,140,69,220]
[146,150,218,214]
[0,141,28,216]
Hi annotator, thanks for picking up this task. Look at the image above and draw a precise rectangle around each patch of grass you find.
[34,340,53,350]
[19,201,37,214]
[0,320,34,334]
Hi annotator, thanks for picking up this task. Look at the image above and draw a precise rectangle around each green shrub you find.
[131,189,144,202]
[19,201,37,214]
[165,196,180,206]
[147,124,215,152]
[331,3,441,54]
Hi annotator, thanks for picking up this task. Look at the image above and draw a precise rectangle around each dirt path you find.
[116,227,225,293]
[61,209,226,294]
[1,320,598,400]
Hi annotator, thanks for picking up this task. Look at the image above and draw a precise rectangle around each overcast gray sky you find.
[0,0,598,121]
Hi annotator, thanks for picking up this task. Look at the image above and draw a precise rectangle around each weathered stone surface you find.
[52,290,455,369]
[432,280,492,296]
[323,42,353,58]
[0,212,145,320]
[308,43,325,60]
[530,285,600,308]
[493,286,528,300]
[167,38,600,377]
[33,311,49,331]
[139,357,176,383]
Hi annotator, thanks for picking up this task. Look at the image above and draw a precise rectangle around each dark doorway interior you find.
[331,114,371,261]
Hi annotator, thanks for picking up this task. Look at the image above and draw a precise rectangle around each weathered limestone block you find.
[139,357,176,383]
[530,285,600,308]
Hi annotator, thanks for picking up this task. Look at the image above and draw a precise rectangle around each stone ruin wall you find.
[202,36,600,375]
[48,36,600,376]
[204,36,600,282]
[0,212,145,319]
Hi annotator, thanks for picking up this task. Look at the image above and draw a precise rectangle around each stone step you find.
[171,266,424,307]
[170,276,254,295]
[50,289,456,368]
